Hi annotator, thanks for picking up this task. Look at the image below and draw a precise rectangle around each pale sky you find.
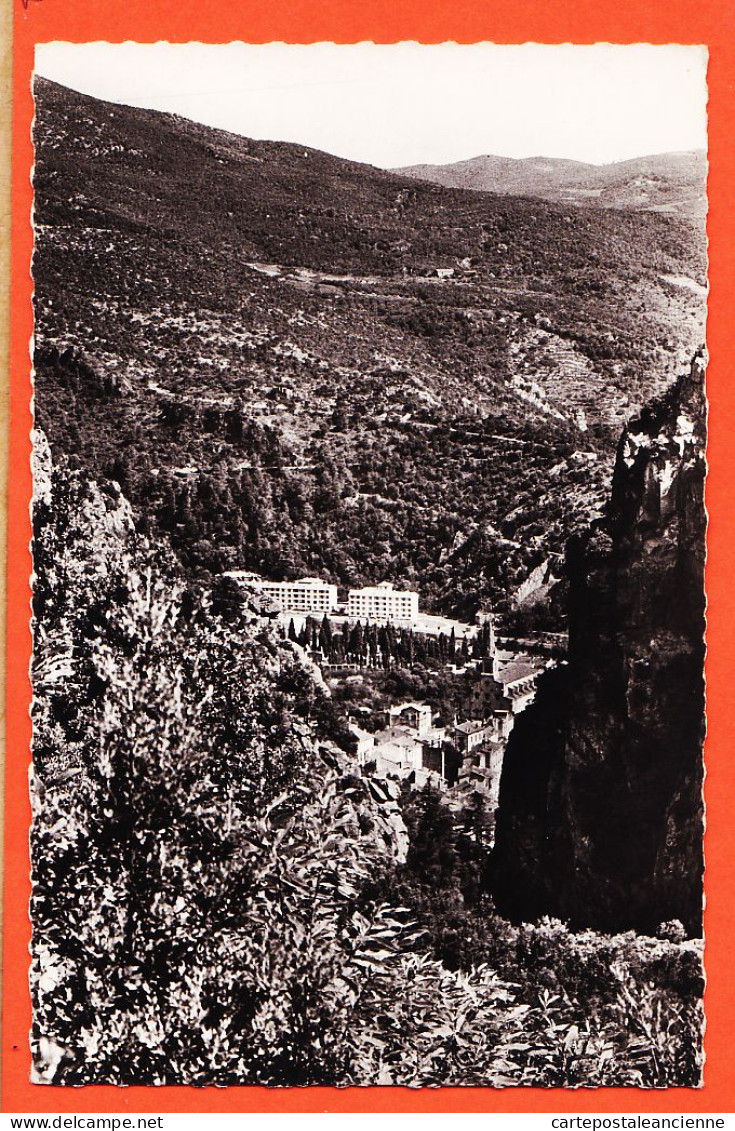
[35,42,708,168]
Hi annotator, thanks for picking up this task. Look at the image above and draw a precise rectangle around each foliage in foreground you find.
[31,450,703,1087]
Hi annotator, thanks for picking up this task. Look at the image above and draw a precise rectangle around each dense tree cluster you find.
[285,614,493,672]
[34,339,607,622]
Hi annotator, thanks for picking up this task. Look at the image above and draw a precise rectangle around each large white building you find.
[225,573,338,614]
[347,582,419,623]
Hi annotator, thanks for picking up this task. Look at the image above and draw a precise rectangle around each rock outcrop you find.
[492,353,707,936]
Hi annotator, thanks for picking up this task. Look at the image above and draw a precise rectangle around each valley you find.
[32,78,706,625]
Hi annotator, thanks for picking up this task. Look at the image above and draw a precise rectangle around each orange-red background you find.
[5,0,735,1114]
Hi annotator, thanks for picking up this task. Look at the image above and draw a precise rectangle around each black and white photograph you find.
[28,42,708,1087]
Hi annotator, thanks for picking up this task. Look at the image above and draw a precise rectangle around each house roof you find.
[348,722,373,741]
[454,720,488,735]
[373,726,421,748]
[498,660,543,686]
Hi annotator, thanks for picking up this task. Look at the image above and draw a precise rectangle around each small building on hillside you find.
[348,722,377,764]
[468,675,496,719]
[458,740,506,805]
[488,708,514,742]
[468,656,545,719]
[420,736,461,785]
[388,701,433,737]
[452,719,494,755]
[499,659,543,715]
[370,726,424,775]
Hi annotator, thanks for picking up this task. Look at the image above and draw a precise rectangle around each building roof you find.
[371,742,404,763]
[390,701,431,714]
[454,719,488,736]
[373,726,422,748]
[348,722,373,742]
[498,660,543,686]
[349,582,418,598]
[222,572,335,589]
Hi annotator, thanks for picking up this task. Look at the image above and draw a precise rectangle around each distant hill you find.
[31,77,707,618]
[394,152,707,219]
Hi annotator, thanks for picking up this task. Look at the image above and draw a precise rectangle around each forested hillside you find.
[32,77,706,618]
[31,437,704,1086]
[395,151,707,219]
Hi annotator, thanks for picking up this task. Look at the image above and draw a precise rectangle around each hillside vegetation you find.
[32,77,706,618]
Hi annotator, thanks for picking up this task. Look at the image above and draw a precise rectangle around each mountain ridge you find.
[394,150,707,219]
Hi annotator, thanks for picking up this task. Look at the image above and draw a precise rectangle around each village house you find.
[488,708,515,742]
[347,721,376,763]
[421,737,461,785]
[499,659,544,715]
[468,670,503,718]
[370,726,424,775]
[457,742,506,806]
[468,655,545,719]
[388,701,433,737]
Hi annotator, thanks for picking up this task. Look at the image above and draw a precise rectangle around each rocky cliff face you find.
[492,353,707,936]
